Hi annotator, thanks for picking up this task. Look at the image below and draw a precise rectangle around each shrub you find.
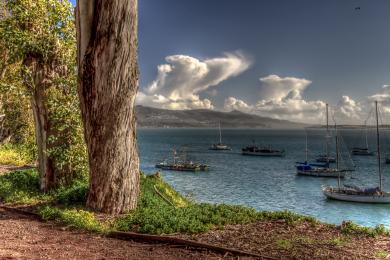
[0,169,42,203]
[39,205,105,233]
[55,181,88,205]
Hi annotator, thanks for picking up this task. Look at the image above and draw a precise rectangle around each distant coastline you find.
[135,105,306,129]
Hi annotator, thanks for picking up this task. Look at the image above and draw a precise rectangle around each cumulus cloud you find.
[249,75,325,122]
[137,52,251,110]
[224,97,253,112]
[332,96,363,124]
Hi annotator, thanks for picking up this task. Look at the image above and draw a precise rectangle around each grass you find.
[276,239,293,250]
[375,250,390,258]
[340,220,389,237]
[39,205,107,233]
[0,144,34,166]
[1,169,390,238]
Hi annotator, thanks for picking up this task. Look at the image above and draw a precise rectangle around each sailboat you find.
[209,123,231,150]
[323,101,390,203]
[351,125,374,156]
[296,104,345,178]
[316,104,336,163]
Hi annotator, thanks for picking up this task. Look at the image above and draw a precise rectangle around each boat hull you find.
[323,189,390,203]
[242,151,284,157]
[155,164,209,172]
[297,170,345,178]
[316,157,336,163]
[209,146,231,151]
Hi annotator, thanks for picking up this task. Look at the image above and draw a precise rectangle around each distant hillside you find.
[135,106,306,128]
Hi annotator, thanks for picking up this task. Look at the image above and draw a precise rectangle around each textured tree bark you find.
[76,0,140,214]
[23,57,55,191]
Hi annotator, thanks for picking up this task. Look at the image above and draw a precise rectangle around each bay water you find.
[138,128,390,228]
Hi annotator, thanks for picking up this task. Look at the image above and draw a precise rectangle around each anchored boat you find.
[155,149,209,172]
[316,104,336,163]
[323,101,390,203]
[209,123,231,150]
[296,104,350,178]
[242,142,285,157]
[351,125,374,156]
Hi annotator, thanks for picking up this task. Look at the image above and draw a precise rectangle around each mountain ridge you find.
[135,105,306,128]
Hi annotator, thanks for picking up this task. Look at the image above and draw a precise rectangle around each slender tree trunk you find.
[23,57,55,191]
[76,0,140,214]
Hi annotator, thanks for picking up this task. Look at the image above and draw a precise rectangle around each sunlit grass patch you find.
[0,145,30,166]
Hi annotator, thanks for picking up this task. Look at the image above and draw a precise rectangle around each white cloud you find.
[224,97,253,112]
[250,75,326,122]
[333,96,362,124]
[137,51,251,110]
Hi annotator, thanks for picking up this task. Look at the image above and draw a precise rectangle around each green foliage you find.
[341,221,389,237]
[3,170,390,239]
[326,237,348,247]
[0,169,46,203]
[276,239,293,250]
[0,144,33,165]
[0,0,88,186]
[39,206,106,233]
[55,181,88,205]
[116,175,276,234]
[375,250,390,258]
[257,210,318,225]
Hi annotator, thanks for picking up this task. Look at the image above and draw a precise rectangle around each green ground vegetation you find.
[0,169,389,238]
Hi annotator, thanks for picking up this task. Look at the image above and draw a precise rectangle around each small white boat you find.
[323,101,390,203]
[209,123,231,151]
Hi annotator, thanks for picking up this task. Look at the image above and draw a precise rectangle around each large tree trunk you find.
[23,57,55,191]
[76,0,140,214]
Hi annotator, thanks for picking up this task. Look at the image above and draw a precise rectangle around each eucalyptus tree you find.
[76,0,140,214]
[0,0,87,190]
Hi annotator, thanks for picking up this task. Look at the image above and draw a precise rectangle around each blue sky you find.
[73,1,390,123]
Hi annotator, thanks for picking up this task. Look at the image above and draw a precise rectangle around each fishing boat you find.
[209,123,231,150]
[155,149,209,172]
[296,104,347,178]
[316,104,336,163]
[351,126,374,156]
[242,142,285,157]
[323,101,390,203]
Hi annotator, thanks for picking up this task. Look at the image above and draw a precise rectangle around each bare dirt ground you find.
[182,220,390,259]
[0,207,230,260]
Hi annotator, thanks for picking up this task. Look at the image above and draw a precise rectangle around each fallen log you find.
[0,205,276,259]
[109,231,276,259]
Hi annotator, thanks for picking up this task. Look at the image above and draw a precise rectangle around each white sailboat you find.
[296,104,345,178]
[351,124,374,156]
[209,122,231,150]
[316,104,336,163]
[323,101,390,203]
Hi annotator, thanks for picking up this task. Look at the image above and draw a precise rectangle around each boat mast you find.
[335,123,341,188]
[305,130,308,163]
[326,103,329,162]
[219,122,222,144]
[365,125,369,150]
[375,101,383,192]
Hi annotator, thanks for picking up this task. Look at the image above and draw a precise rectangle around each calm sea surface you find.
[137,128,390,228]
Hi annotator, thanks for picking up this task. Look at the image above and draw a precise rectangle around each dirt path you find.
[0,207,233,260]
[0,165,34,175]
